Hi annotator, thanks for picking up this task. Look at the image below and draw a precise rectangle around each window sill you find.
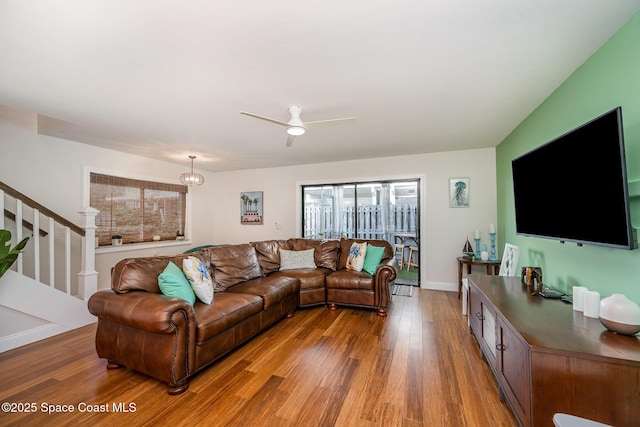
[96,240,193,254]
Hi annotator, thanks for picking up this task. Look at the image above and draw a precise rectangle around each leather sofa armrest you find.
[88,290,195,334]
[374,257,398,308]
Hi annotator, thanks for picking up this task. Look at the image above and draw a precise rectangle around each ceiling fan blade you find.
[240,111,289,127]
[304,117,357,126]
[286,134,296,147]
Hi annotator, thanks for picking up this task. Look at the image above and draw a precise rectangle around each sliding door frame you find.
[299,177,422,285]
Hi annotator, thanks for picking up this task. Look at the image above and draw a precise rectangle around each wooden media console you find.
[468,274,640,427]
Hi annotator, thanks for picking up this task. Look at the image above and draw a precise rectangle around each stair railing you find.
[0,181,98,300]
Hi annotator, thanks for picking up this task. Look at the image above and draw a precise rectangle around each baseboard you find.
[421,281,457,292]
[0,323,70,353]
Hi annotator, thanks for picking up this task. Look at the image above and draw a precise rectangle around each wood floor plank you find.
[0,289,517,426]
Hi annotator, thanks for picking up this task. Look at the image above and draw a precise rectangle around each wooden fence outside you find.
[304,204,417,242]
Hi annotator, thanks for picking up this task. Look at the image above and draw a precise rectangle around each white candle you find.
[573,286,587,312]
[489,224,495,233]
[583,290,600,318]
[474,230,480,239]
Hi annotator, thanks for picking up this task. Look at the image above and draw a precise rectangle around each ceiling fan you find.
[240,106,356,147]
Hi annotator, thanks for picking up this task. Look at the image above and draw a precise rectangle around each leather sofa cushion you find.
[270,267,332,290]
[226,275,299,309]
[287,238,340,271]
[338,239,393,270]
[326,269,374,291]
[194,292,263,344]
[250,240,291,274]
[111,253,208,294]
[206,244,262,291]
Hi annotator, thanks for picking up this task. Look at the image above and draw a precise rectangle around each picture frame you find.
[240,191,263,224]
[449,178,470,208]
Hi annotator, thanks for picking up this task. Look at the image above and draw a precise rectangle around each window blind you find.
[90,172,188,246]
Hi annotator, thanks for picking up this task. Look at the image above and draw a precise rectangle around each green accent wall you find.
[496,12,640,303]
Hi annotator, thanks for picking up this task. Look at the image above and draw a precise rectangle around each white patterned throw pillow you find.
[345,242,367,272]
[182,256,214,304]
[279,248,317,270]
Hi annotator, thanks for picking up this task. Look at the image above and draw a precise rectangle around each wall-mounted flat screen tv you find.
[512,107,636,249]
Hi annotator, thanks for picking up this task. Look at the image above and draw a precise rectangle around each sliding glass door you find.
[302,179,418,240]
[302,179,420,284]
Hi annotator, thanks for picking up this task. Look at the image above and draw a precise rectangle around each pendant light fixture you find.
[180,155,205,186]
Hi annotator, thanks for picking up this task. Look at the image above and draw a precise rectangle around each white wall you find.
[1,103,497,294]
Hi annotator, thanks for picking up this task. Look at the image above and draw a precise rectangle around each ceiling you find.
[1,1,639,172]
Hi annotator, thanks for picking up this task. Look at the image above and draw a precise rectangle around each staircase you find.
[0,181,98,352]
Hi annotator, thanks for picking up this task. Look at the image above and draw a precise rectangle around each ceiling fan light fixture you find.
[287,125,305,136]
[180,155,205,186]
[240,106,355,146]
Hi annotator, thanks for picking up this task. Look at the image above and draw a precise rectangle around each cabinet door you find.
[468,284,483,336]
[498,319,531,426]
[482,304,497,363]
[468,283,498,367]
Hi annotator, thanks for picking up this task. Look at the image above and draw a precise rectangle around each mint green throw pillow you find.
[158,261,196,305]
[363,244,385,275]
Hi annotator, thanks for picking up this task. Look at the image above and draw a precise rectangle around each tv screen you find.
[512,107,635,249]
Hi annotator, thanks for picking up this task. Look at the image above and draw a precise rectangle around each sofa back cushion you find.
[250,240,291,275]
[288,238,340,271]
[338,238,393,270]
[206,244,262,291]
[111,253,206,294]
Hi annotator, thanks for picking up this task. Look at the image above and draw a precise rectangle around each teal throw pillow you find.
[158,261,196,305]
[363,244,386,275]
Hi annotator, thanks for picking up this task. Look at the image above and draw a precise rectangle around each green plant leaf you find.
[0,230,30,278]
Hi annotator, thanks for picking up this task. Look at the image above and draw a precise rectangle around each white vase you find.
[599,294,640,336]
[480,251,489,261]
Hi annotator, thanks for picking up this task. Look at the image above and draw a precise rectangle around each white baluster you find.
[0,189,4,229]
[16,200,23,274]
[65,226,71,295]
[33,209,40,282]
[49,217,55,287]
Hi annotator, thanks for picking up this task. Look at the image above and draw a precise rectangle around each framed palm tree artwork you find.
[240,191,263,224]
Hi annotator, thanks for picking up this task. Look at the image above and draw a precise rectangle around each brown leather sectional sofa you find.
[87,238,398,394]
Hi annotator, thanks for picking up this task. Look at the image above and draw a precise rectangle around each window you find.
[90,172,188,246]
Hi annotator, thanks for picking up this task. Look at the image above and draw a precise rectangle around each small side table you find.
[456,256,501,299]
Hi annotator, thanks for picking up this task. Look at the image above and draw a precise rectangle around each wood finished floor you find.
[0,289,517,426]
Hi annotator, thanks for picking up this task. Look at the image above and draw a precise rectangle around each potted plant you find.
[176,231,185,241]
[0,230,30,278]
[111,235,123,246]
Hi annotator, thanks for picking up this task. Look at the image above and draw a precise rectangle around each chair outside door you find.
[406,245,419,271]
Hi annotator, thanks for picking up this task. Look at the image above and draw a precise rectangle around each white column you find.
[77,207,99,300]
